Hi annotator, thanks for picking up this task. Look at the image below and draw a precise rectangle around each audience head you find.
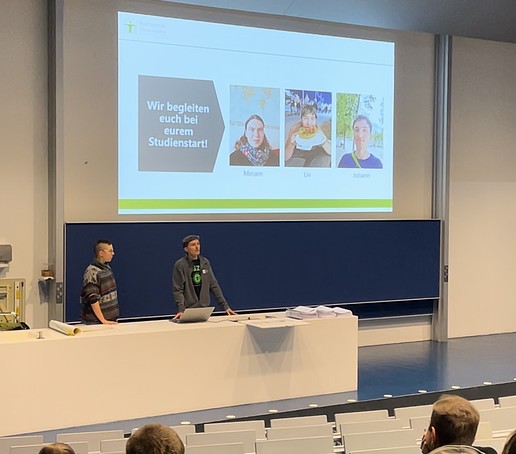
[423,394,479,451]
[503,429,516,454]
[126,423,184,454]
[39,443,75,454]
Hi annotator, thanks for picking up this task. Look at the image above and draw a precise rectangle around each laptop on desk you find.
[172,306,214,323]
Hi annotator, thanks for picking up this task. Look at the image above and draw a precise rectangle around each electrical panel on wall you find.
[0,278,25,325]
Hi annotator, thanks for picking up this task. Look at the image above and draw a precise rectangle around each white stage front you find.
[0,314,357,436]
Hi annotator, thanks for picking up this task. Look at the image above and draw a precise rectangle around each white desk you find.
[0,314,357,436]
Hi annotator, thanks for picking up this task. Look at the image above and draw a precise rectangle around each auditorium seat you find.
[348,446,420,454]
[0,436,44,453]
[130,424,195,443]
[266,423,333,440]
[10,442,91,454]
[475,438,506,453]
[409,417,493,442]
[471,398,497,410]
[100,438,127,453]
[393,404,433,426]
[479,406,516,433]
[475,421,494,441]
[342,428,418,453]
[185,430,256,454]
[498,395,516,408]
[185,442,245,454]
[269,415,328,428]
[339,418,405,436]
[396,398,494,429]
[56,430,124,452]
[170,425,196,443]
[63,441,88,454]
[204,421,266,439]
[9,444,47,454]
[408,415,430,435]
[255,435,334,454]
[334,409,391,426]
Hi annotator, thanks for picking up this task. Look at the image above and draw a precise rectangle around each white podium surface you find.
[0,314,357,436]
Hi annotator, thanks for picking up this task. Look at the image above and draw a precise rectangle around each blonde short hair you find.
[429,394,479,446]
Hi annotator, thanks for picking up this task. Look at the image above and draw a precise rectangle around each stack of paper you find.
[286,305,353,319]
[285,306,318,320]
[315,305,336,318]
[333,307,353,317]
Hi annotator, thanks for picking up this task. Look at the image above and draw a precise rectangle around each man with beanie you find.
[172,234,236,320]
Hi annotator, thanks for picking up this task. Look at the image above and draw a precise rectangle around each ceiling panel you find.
[160,0,516,43]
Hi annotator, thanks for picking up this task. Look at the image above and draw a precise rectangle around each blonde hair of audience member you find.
[503,429,516,454]
[39,443,75,454]
[421,394,480,453]
[126,423,184,454]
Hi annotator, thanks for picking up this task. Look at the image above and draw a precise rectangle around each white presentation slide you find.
[118,12,394,214]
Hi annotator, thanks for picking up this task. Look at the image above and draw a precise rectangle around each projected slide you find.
[118,12,394,214]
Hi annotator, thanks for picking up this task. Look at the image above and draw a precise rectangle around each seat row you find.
[2,395,516,454]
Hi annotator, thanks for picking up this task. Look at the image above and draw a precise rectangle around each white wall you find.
[3,2,516,338]
[448,37,516,337]
[0,0,48,328]
[359,317,432,347]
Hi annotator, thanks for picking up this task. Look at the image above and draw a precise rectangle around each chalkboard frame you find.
[64,220,441,322]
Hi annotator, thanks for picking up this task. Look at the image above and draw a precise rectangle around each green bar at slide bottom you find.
[118,198,393,210]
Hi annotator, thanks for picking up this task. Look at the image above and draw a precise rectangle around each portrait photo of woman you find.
[230,114,279,166]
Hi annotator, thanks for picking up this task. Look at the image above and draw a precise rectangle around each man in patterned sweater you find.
[80,239,119,324]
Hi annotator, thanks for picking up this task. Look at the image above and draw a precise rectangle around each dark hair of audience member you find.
[126,423,185,454]
[503,429,516,454]
[39,443,75,454]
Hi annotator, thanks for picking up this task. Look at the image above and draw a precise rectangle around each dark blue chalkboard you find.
[64,220,440,322]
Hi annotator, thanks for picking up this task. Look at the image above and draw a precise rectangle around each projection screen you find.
[59,0,435,222]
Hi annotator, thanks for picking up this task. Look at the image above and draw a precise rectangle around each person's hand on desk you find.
[91,301,118,325]
[173,312,184,320]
